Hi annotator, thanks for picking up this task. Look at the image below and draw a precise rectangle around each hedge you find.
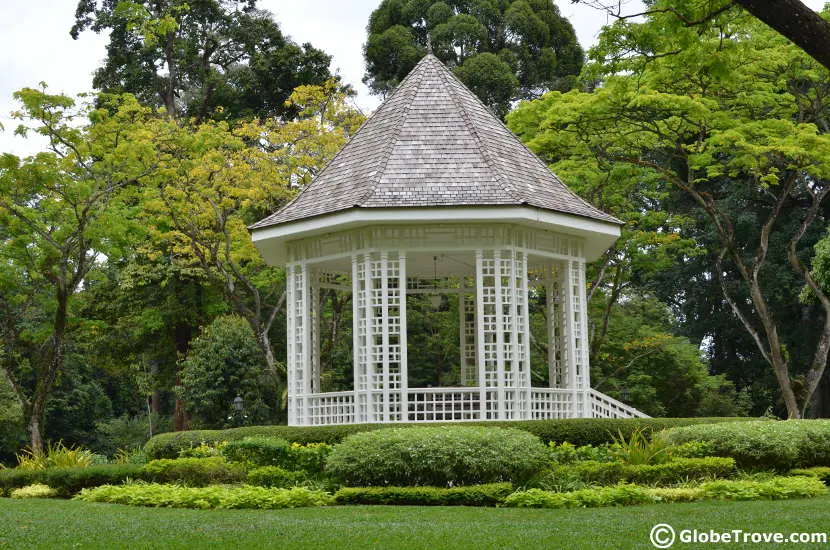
[534,457,736,488]
[221,438,331,473]
[75,484,333,509]
[333,483,513,506]
[143,457,246,486]
[503,477,827,509]
[144,418,750,459]
[666,420,830,470]
[0,464,147,497]
[325,426,547,487]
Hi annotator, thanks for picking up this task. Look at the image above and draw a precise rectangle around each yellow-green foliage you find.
[504,477,827,509]
[16,442,95,470]
[10,483,58,499]
[75,483,333,509]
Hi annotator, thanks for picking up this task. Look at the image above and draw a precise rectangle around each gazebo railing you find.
[300,387,647,426]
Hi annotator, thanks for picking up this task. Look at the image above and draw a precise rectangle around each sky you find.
[0,0,825,156]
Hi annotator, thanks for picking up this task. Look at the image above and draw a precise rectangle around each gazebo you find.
[251,54,647,425]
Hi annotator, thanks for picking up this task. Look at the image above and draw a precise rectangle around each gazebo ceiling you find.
[251,54,621,263]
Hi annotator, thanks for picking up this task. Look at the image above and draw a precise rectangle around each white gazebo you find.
[251,54,647,425]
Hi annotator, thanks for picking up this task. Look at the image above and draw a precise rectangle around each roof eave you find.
[251,205,621,265]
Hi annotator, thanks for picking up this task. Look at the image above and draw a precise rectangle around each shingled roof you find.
[250,54,619,230]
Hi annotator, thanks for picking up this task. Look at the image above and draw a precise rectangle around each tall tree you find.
[0,90,144,451]
[364,0,584,116]
[509,3,830,417]
[137,81,364,376]
[71,0,335,120]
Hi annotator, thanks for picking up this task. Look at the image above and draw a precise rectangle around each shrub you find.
[142,457,245,486]
[547,442,614,465]
[247,466,308,488]
[789,467,830,484]
[75,483,333,509]
[503,485,654,508]
[532,457,735,489]
[144,418,749,459]
[93,415,162,457]
[222,437,290,468]
[334,483,513,506]
[326,426,547,487]
[178,441,226,459]
[16,441,95,470]
[666,420,830,470]
[610,428,674,465]
[10,483,58,499]
[503,477,827,509]
[0,464,148,497]
[700,477,827,500]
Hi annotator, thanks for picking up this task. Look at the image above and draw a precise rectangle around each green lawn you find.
[1,496,829,549]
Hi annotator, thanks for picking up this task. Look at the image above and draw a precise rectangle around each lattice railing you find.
[589,389,650,419]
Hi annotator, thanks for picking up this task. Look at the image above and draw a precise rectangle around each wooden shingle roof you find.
[250,54,619,230]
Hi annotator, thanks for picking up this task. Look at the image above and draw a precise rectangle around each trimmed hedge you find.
[326,426,547,487]
[334,483,513,506]
[144,418,750,459]
[75,483,333,509]
[0,464,147,497]
[247,466,308,488]
[789,467,830,484]
[535,457,736,488]
[143,457,245,487]
[221,438,331,473]
[503,477,828,509]
[666,420,830,470]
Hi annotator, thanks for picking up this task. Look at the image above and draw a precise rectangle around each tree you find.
[0,89,144,451]
[137,81,364,379]
[363,0,584,115]
[577,0,830,72]
[177,315,272,427]
[71,0,335,120]
[509,3,830,417]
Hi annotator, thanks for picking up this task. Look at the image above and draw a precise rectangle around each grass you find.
[1,496,829,549]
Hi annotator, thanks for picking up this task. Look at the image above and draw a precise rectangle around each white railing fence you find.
[301,387,648,425]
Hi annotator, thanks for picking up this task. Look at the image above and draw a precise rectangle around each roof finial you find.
[426,34,433,56]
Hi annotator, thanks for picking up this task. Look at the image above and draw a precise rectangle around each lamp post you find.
[233,395,244,412]
[620,387,631,403]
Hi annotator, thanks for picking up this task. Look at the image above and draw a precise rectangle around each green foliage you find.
[325,426,547,487]
[142,457,245,487]
[364,0,583,112]
[143,418,751,459]
[16,441,95,470]
[75,483,333,509]
[610,428,673,465]
[71,0,336,121]
[505,477,827,508]
[503,485,654,508]
[534,457,736,488]
[10,483,58,499]
[699,477,827,501]
[333,483,513,506]
[221,437,289,467]
[93,415,156,457]
[666,420,830,470]
[546,442,614,464]
[0,375,25,466]
[789,467,830,484]
[247,466,309,489]
[0,464,147,497]
[177,315,269,428]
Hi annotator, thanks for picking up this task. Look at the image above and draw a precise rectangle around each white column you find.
[563,260,578,417]
[399,251,408,421]
[475,250,487,420]
[572,259,591,416]
[493,250,506,420]
[286,263,297,426]
[310,269,321,394]
[300,261,311,425]
[547,263,565,389]
[459,277,468,385]
[519,251,532,419]
[380,252,391,422]
[362,253,375,421]
[351,254,365,423]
